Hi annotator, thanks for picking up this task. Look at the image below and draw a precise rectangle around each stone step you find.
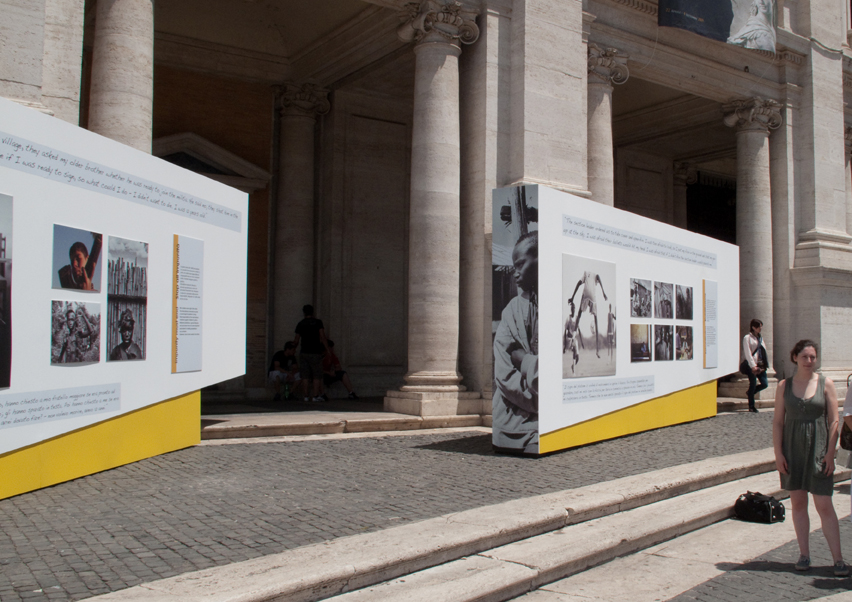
[326,469,849,602]
[717,378,778,400]
[85,449,792,602]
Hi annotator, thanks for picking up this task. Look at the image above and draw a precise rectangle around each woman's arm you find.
[742,333,756,368]
[823,377,840,475]
[773,379,788,474]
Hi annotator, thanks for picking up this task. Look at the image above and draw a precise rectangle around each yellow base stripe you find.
[539,381,717,454]
[0,391,200,500]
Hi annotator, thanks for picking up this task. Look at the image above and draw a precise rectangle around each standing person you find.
[293,305,330,402]
[568,270,608,358]
[774,339,848,575]
[606,304,615,358]
[493,231,538,454]
[742,318,768,413]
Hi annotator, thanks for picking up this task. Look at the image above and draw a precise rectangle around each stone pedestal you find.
[723,97,781,367]
[386,0,480,416]
[88,0,154,152]
[587,44,628,206]
[272,83,329,346]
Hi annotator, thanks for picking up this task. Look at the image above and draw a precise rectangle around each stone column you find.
[273,83,329,346]
[88,0,154,152]
[587,44,628,206]
[723,97,781,365]
[385,0,481,416]
[845,125,852,237]
[672,162,695,229]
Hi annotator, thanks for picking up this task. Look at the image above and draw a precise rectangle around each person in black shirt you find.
[293,305,330,402]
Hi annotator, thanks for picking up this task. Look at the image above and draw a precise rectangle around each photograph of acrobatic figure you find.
[562,255,616,379]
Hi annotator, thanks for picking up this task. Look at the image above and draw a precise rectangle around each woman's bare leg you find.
[814,493,843,563]
[790,490,811,557]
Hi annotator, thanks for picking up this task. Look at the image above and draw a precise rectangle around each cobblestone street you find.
[0,412,774,601]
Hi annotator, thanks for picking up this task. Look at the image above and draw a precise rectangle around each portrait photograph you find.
[676,285,693,320]
[630,278,652,318]
[107,237,148,362]
[52,224,103,292]
[562,254,616,378]
[654,325,673,361]
[491,185,539,454]
[630,324,652,363]
[654,281,673,319]
[51,300,100,365]
[676,326,694,361]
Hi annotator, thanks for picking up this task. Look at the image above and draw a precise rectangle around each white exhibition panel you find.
[0,97,248,456]
[537,186,739,435]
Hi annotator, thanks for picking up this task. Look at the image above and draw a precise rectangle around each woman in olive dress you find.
[773,339,848,575]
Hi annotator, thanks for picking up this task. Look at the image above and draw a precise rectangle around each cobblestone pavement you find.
[0,412,774,601]
[670,504,852,602]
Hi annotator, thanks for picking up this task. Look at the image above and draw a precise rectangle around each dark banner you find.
[658,0,776,52]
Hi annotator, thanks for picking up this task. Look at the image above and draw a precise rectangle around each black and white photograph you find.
[52,224,103,292]
[654,325,673,361]
[630,278,652,318]
[676,285,693,320]
[655,282,673,319]
[491,185,539,454]
[676,326,693,361]
[562,254,616,378]
[658,0,776,52]
[107,237,148,361]
[0,195,11,388]
[630,324,652,363]
[51,301,100,365]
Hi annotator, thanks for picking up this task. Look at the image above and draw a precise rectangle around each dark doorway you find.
[686,172,736,244]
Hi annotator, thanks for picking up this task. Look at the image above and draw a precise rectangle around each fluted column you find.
[845,125,852,237]
[587,44,628,206]
[88,0,153,152]
[272,83,329,346]
[673,162,696,229]
[723,97,781,365]
[386,0,479,413]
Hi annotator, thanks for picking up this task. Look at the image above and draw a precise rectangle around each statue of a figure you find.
[727,0,776,52]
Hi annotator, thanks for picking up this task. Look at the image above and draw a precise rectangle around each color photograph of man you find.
[51,301,100,364]
[52,225,102,292]
[562,254,616,378]
[630,278,652,318]
[676,326,693,360]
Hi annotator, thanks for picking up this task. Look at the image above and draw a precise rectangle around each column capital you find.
[673,162,697,186]
[588,43,629,86]
[397,0,480,47]
[276,82,330,118]
[722,97,782,133]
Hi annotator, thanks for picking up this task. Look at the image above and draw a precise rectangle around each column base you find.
[717,374,777,401]
[384,389,484,417]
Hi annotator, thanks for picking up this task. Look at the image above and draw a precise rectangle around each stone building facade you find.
[3,0,852,412]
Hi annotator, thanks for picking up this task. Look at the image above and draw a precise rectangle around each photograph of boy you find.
[52,225,102,292]
[106,237,147,362]
[492,185,538,454]
[676,285,693,320]
[654,325,673,361]
[631,324,652,362]
[562,254,616,378]
[51,301,100,364]
[654,282,673,319]
[630,278,652,318]
[676,326,693,360]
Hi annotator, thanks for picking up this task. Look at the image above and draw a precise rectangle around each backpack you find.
[734,491,785,524]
